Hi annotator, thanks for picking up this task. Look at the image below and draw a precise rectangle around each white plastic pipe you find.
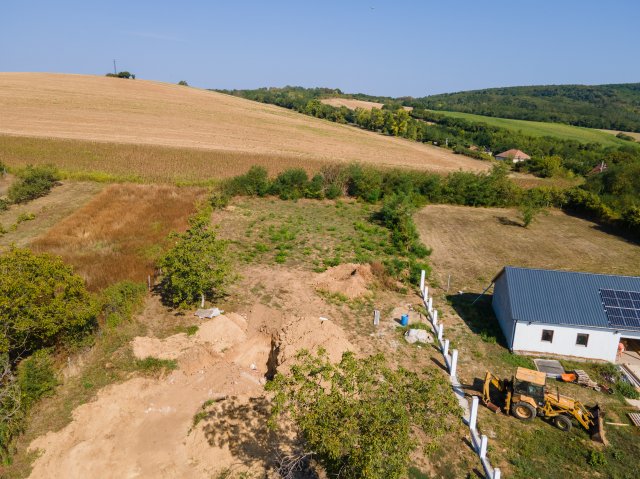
[419,270,425,295]
[443,338,449,357]
[428,297,433,312]
[433,310,438,326]
[469,396,479,432]
[450,349,458,378]
[437,323,444,342]
[480,435,488,459]
[493,469,501,479]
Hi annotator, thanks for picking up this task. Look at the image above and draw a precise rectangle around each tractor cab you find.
[512,367,546,407]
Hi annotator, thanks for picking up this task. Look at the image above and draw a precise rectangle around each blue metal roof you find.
[494,266,640,330]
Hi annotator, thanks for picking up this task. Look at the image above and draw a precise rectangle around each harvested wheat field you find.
[31,184,206,290]
[416,204,640,292]
[320,97,413,111]
[0,73,486,182]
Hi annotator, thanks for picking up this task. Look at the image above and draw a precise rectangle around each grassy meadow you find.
[430,109,636,147]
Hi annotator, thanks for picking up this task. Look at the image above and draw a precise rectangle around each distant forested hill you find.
[409,84,640,132]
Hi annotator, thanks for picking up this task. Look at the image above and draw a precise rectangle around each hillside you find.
[319,97,631,147]
[410,83,640,132]
[0,73,487,180]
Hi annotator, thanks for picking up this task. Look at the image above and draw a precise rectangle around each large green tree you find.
[159,207,231,308]
[266,350,460,479]
[0,248,96,358]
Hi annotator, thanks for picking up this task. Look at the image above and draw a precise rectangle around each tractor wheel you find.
[511,401,536,421]
[554,415,573,432]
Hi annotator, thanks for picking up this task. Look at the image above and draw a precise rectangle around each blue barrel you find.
[400,314,409,326]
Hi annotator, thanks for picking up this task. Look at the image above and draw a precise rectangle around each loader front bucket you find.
[589,405,608,445]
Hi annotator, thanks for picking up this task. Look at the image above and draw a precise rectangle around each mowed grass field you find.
[0,73,488,181]
[428,109,636,147]
[415,204,640,292]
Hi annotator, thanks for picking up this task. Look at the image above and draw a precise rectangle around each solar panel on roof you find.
[599,289,640,330]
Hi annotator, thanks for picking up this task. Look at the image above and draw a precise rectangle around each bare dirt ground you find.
[320,97,413,112]
[23,262,479,478]
[24,266,360,479]
[415,204,640,293]
[0,73,485,174]
[0,181,104,249]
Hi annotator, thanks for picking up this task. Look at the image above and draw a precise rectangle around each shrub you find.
[17,350,57,410]
[379,194,420,253]
[587,450,607,468]
[101,281,147,328]
[347,164,383,202]
[616,380,640,400]
[267,350,460,479]
[178,80,189,86]
[270,168,309,200]
[8,165,60,204]
[159,207,232,307]
[0,247,97,358]
[224,165,270,197]
[0,198,8,212]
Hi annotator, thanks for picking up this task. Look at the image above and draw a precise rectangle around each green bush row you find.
[6,164,60,204]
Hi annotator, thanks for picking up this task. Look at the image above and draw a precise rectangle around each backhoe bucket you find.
[589,405,607,445]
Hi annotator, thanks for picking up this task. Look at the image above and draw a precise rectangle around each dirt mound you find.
[132,313,247,361]
[312,263,374,299]
[275,316,355,372]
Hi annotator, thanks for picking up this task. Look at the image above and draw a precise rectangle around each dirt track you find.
[0,73,487,173]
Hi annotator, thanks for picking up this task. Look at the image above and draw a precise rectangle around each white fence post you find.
[432,310,438,327]
[419,270,425,295]
[423,285,428,299]
[373,310,380,326]
[479,435,488,459]
[443,338,450,357]
[493,469,501,479]
[450,349,458,378]
[437,323,444,342]
[428,297,433,312]
[469,396,479,432]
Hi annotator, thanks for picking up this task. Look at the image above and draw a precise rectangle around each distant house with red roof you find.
[495,149,531,163]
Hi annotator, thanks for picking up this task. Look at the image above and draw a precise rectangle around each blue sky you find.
[2,0,639,97]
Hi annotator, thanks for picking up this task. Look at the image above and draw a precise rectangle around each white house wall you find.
[512,322,622,362]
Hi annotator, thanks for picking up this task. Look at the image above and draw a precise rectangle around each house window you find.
[541,330,554,343]
[576,334,589,347]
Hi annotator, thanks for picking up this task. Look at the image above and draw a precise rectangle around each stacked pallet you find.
[574,370,600,391]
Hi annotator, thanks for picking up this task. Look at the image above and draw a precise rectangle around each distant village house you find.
[495,149,530,163]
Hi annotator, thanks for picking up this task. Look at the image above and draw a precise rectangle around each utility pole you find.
[113,59,117,74]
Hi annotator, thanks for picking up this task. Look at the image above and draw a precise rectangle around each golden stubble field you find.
[0,73,487,179]
[416,204,640,292]
[320,97,413,111]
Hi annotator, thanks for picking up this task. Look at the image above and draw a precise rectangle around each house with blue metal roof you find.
[492,266,640,362]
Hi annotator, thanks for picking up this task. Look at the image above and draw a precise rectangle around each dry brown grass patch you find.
[31,184,205,290]
[415,204,640,292]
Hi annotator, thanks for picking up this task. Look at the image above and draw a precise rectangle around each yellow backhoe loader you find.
[482,367,606,444]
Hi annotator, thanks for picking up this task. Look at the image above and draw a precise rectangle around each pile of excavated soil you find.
[312,263,374,299]
[132,313,248,360]
[27,302,355,478]
[275,315,355,371]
